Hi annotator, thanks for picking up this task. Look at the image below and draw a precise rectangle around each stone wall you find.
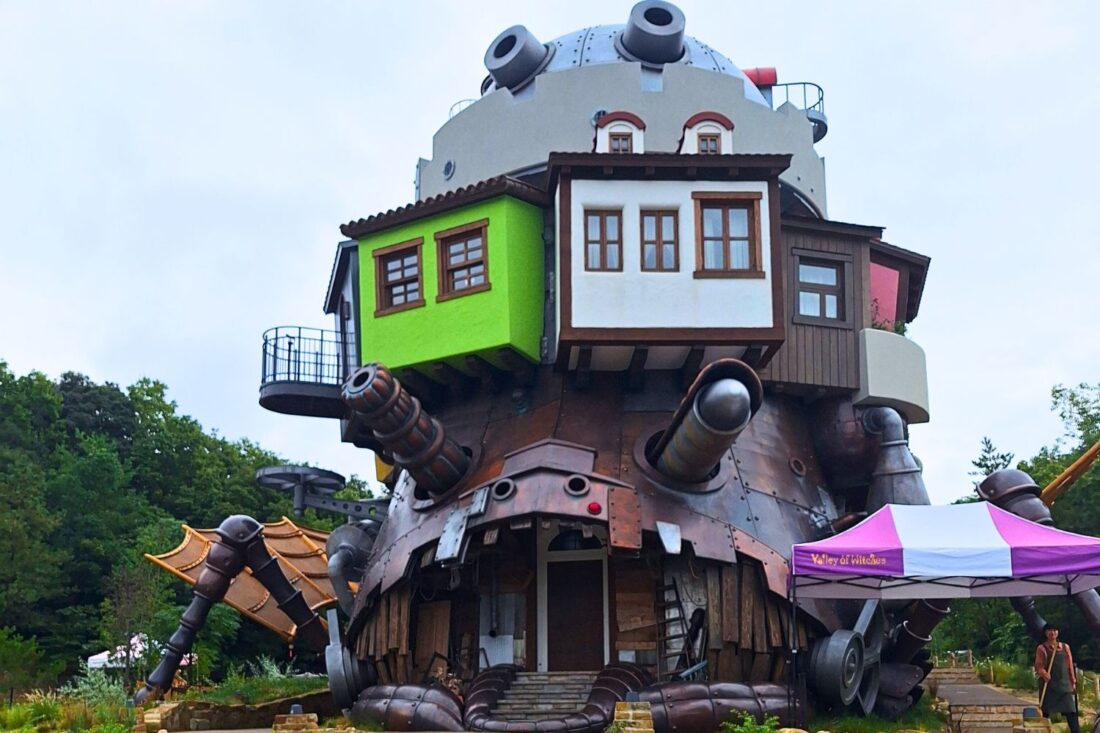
[143,689,337,732]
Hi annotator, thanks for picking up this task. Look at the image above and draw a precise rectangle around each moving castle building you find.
[145,3,944,730]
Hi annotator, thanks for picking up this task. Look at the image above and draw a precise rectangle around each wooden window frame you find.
[640,209,679,272]
[609,132,633,154]
[435,218,491,302]
[697,133,721,155]
[584,209,624,272]
[691,192,764,279]
[373,238,425,316]
[791,248,854,329]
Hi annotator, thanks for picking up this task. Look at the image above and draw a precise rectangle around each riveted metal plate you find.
[608,485,642,551]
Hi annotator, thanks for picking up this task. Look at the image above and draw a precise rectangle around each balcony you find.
[766,82,828,143]
[854,328,930,424]
[259,326,347,419]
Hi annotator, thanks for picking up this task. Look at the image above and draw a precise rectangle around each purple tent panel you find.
[791,502,1100,600]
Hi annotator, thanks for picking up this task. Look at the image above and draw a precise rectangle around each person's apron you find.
[1043,644,1077,716]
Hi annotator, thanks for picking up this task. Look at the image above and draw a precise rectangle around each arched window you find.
[594,111,646,154]
[679,112,734,155]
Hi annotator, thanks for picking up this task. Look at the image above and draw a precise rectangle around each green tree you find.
[0,627,57,697]
[969,436,1015,486]
[57,371,136,457]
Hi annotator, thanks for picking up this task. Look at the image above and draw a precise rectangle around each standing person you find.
[1035,622,1080,733]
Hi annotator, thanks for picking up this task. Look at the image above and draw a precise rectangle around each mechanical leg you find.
[135,515,327,703]
[979,469,1100,638]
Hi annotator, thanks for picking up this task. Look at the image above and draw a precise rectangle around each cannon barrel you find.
[650,359,762,484]
[342,364,470,501]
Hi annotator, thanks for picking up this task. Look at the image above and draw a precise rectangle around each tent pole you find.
[788,579,799,727]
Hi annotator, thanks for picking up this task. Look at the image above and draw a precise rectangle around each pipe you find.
[342,364,470,501]
[650,359,762,484]
[619,1,686,65]
[484,26,551,91]
[327,548,357,617]
[885,599,950,664]
[861,407,930,513]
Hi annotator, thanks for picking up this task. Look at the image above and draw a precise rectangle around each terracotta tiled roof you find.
[340,176,548,240]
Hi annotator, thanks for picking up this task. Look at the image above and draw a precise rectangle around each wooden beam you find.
[496,347,535,386]
[680,347,705,388]
[740,345,763,368]
[431,362,476,397]
[398,368,445,408]
[625,347,647,391]
[575,346,592,390]
[465,354,507,393]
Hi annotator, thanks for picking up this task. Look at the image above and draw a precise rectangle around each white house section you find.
[566,179,773,330]
[594,116,646,154]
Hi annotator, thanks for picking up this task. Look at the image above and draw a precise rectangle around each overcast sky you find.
[2,1,1097,505]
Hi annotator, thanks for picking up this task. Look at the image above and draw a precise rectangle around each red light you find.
[587,502,602,515]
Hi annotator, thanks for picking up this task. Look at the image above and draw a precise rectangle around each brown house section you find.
[758,219,877,391]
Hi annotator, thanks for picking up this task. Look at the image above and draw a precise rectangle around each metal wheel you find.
[809,629,864,706]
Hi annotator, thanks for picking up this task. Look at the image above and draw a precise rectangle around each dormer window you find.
[698,133,721,155]
[594,112,645,154]
[680,112,734,155]
[609,132,633,154]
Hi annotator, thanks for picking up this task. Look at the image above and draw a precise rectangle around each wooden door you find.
[547,560,604,670]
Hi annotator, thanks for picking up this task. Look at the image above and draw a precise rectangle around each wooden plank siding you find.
[759,226,871,391]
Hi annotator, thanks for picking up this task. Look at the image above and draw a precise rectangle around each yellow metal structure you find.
[1041,439,1100,507]
[145,517,349,642]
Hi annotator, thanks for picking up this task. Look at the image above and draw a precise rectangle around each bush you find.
[59,701,94,731]
[0,704,32,730]
[720,710,780,733]
[59,663,127,709]
[22,691,61,725]
[978,658,1036,690]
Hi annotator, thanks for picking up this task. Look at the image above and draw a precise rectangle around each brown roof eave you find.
[546,152,793,189]
[781,214,885,240]
[340,176,549,240]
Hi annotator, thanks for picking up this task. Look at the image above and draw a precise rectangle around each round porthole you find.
[443,160,456,180]
[789,457,807,477]
[491,478,516,501]
[564,474,590,497]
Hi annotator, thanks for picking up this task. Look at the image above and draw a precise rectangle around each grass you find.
[0,693,136,733]
[181,657,328,705]
[809,693,948,733]
[182,674,329,705]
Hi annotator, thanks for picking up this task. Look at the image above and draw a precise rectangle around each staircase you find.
[490,671,598,721]
[656,579,697,679]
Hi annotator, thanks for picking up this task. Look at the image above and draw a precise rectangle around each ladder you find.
[655,578,698,680]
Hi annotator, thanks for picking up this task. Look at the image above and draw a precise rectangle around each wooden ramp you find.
[936,683,1038,733]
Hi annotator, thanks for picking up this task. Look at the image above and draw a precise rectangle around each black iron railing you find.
[261,326,344,387]
[770,81,825,115]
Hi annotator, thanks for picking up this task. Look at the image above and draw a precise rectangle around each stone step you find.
[495,702,587,712]
[499,697,589,706]
[503,689,591,697]
[515,673,598,680]
[496,701,588,708]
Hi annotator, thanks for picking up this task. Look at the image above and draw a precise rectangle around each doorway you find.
[536,521,609,672]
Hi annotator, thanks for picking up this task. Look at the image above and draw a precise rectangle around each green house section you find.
[358,196,544,372]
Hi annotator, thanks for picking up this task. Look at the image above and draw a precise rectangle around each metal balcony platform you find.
[259,326,347,419]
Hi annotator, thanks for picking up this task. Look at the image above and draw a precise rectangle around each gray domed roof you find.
[482,15,768,107]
